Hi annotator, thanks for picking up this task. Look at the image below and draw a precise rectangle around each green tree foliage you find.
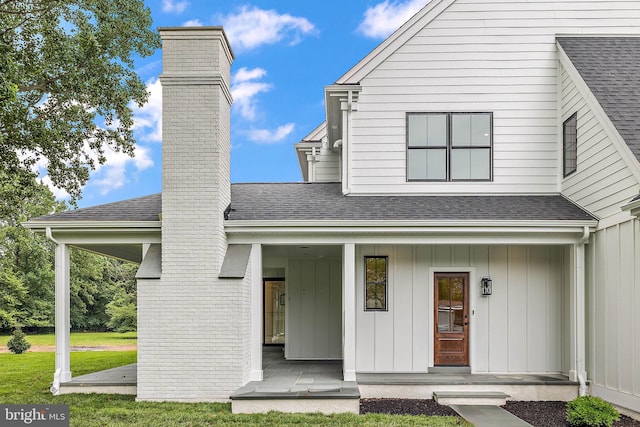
[0,0,161,204]
[105,260,137,332]
[7,327,31,353]
[0,179,138,331]
[0,179,57,328]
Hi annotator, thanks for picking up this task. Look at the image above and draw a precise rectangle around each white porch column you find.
[250,244,263,381]
[55,242,71,383]
[343,243,356,381]
[569,242,587,383]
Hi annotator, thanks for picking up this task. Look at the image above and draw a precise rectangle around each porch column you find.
[343,243,356,381]
[54,242,71,383]
[569,242,587,383]
[250,244,263,381]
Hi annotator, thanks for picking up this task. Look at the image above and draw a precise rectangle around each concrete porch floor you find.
[58,363,137,395]
[230,347,361,414]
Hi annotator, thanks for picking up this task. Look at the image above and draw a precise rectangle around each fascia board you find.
[23,221,162,230]
[225,219,596,229]
[557,42,640,183]
[336,0,455,84]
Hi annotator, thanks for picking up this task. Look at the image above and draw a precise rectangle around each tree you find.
[0,0,161,204]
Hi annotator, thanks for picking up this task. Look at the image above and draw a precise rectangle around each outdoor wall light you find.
[481,277,493,296]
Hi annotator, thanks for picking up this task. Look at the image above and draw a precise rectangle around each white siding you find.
[347,0,640,194]
[355,244,568,374]
[559,62,640,218]
[286,257,342,359]
[586,218,640,412]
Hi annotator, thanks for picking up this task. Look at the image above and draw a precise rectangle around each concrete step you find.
[433,391,510,406]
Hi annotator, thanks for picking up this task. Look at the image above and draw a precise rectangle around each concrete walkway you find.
[451,405,533,426]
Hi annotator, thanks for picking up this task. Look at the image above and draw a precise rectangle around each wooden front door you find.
[434,272,469,366]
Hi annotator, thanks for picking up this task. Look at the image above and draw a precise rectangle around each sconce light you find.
[481,277,493,296]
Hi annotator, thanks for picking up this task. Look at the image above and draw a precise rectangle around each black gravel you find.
[360,398,640,427]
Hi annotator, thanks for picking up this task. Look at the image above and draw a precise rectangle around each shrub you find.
[566,395,620,427]
[7,328,31,354]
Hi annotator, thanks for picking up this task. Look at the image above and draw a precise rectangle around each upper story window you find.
[407,112,492,181]
[563,113,577,177]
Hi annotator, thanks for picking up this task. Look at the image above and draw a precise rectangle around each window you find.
[407,112,492,181]
[365,256,387,311]
[563,113,577,177]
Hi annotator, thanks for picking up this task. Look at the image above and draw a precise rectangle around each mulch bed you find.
[503,401,640,427]
[360,398,640,427]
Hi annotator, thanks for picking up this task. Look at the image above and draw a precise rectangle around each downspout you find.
[45,227,62,395]
[578,226,591,396]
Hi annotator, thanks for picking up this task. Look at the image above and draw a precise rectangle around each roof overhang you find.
[324,85,361,147]
[225,220,597,245]
[621,195,640,217]
[23,220,161,263]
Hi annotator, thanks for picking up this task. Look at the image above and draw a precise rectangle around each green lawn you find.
[0,351,470,426]
[0,331,137,347]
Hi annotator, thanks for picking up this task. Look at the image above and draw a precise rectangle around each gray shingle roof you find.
[30,193,161,222]
[28,183,596,224]
[558,37,640,162]
[227,183,595,222]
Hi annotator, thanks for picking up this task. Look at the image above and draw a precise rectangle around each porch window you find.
[365,256,387,311]
[407,112,492,181]
[563,112,577,177]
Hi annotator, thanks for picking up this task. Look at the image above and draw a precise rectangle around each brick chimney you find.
[137,27,242,401]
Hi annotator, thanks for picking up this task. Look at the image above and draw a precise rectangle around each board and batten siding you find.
[355,244,569,374]
[285,257,342,359]
[347,0,640,195]
[586,219,640,411]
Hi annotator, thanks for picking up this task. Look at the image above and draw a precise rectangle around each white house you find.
[25,0,640,416]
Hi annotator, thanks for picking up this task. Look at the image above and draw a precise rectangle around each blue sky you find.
[65,0,427,208]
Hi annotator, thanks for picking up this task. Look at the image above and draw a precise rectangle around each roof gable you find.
[558,37,640,163]
[336,0,455,84]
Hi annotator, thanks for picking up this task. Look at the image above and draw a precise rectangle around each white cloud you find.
[182,19,203,27]
[132,78,162,143]
[89,143,154,196]
[231,67,272,121]
[247,123,295,144]
[162,0,188,14]
[40,176,70,200]
[220,6,316,51]
[357,0,426,39]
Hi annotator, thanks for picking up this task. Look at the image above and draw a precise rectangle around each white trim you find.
[343,243,357,381]
[596,210,635,229]
[23,221,161,229]
[226,220,596,228]
[250,244,263,382]
[557,43,640,183]
[428,267,476,372]
[54,243,71,384]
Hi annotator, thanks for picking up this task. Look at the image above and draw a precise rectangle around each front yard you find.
[0,349,468,426]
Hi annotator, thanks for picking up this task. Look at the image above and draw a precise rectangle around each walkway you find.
[451,405,533,426]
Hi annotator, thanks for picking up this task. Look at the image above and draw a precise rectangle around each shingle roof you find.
[30,193,161,222]
[28,183,596,224]
[558,37,640,162]
[227,183,595,222]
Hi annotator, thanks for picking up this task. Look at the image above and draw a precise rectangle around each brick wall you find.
[137,27,249,401]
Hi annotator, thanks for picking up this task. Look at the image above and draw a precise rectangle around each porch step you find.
[429,366,471,374]
[433,391,510,406]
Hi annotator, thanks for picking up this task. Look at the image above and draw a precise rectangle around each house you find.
[24,0,640,417]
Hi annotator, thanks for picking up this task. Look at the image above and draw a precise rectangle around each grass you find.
[0,331,137,348]
[0,350,470,426]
